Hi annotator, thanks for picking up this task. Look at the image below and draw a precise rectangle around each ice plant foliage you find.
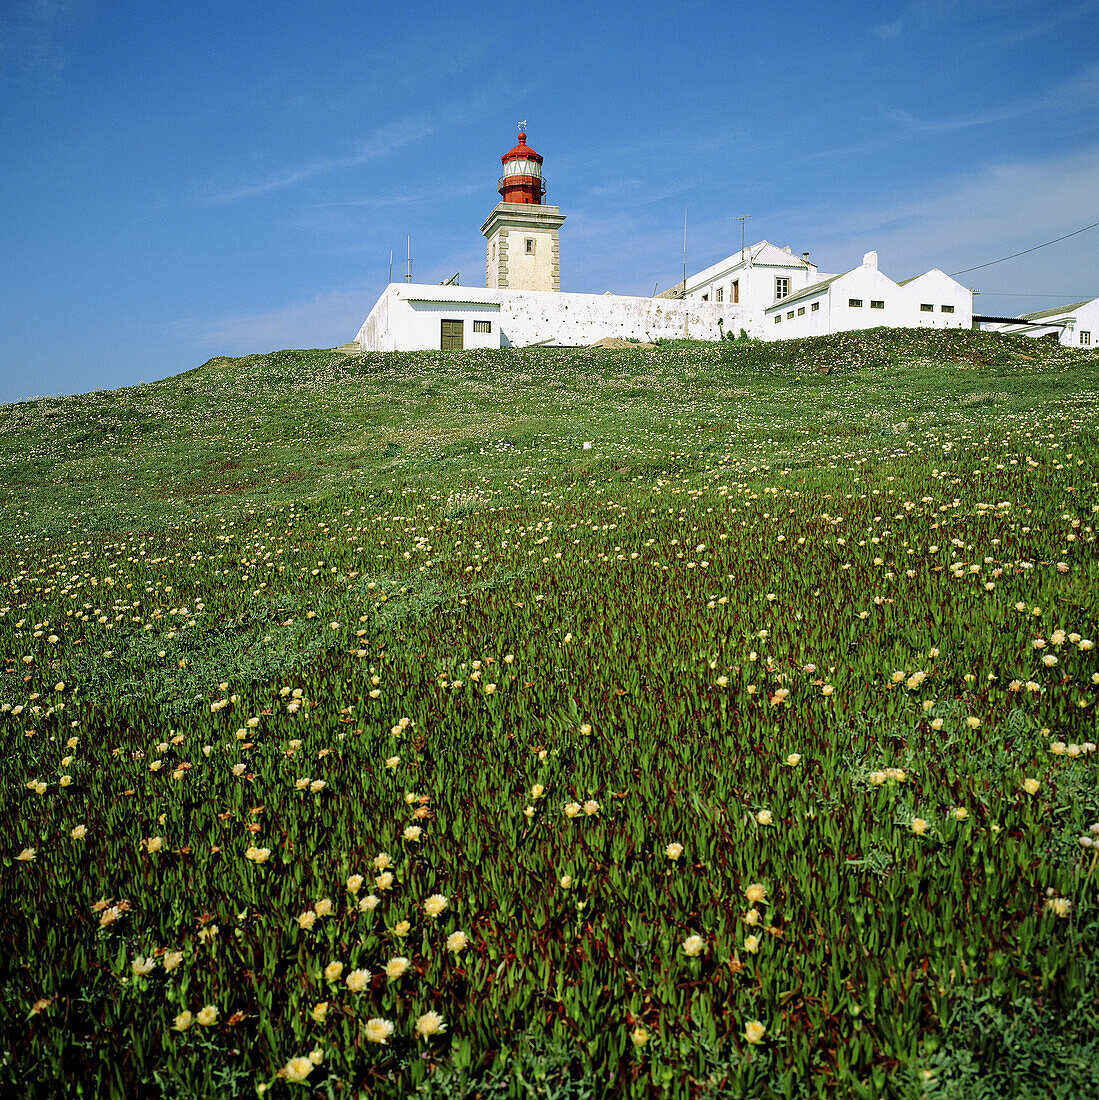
[2,330,1098,1096]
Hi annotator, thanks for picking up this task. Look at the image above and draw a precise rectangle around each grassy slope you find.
[3,328,1099,1099]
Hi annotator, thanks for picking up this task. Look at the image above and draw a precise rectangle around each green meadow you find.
[2,328,1099,1098]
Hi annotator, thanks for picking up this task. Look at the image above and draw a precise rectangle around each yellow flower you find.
[1046,897,1072,918]
[131,956,156,976]
[744,934,761,954]
[415,1010,446,1038]
[385,957,409,981]
[403,826,422,842]
[446,931,468,953]
[755,810,773,826]
[173,1010,193,1031]
[283,1056,314,1083]
[309,780,326,793]
[346,875,364,894]
[196,1005,218,1027]
[163,951,183,972]
[744,883,767,904]
[744,1020,766,1045]
[911,818,928,836]
[665,843,684,861]
[374,871,394,891]
[424,894,449,918]
[313,898,333,917]
[583,800,600,816]
[145,836,163,853]
[394,920,411,937]
[385,755,400,769]
[563,802,581,817]
[297,911,317,931]
[785,753,801,767]
[631,1026,649,1047]
[868,771,887,786]
[311,1001,329,1023]
[71,824,87,840]
[1023,778,1040,795]
[59,775,72,787]
[372,852,392,871]
[682,934,705,957]
[530,784,544,800]
[952,807,968,822]
[559,874,572,889]
[345,968,370,992]
[359,894,380,912]
[244,846,270,863]
[364,1017,394,1044]
[323,961,343,982]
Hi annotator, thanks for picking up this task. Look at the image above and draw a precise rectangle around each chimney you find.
[863,250,878,269]
[802,251,810,263]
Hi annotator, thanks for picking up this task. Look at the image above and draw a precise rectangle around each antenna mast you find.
[404,236,412,282]
[682,206,687,298]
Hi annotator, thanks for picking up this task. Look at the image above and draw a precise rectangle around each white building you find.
[987,298,1097,347]
[761,252,972,340]
[661,240,836,339]
[356,283,740,351]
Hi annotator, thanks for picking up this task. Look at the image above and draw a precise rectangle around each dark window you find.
[811,302,820,312]
[797,306,805,316]
[732,280,739,303]
[701,293,709,302]
[786,311,794,320]
[1080,331,1091,345]
[941,304,954,313]
[715,287,723,302]
[870,300,884,309]
[525,238,535,254]
[473,320,491,333]
[849,299,863,308]
[920,303,934,312]
[774,314,781,323]
[440,319,464,350]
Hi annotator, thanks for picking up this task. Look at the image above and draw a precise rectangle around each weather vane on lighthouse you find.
[517,119,527,133]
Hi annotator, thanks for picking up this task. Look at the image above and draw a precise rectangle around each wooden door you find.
[440,319,464,350]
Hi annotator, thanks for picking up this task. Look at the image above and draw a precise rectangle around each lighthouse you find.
[481,129,565,292]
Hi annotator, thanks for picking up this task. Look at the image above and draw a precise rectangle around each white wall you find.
[356,284,746,351]
[900,269,972,328]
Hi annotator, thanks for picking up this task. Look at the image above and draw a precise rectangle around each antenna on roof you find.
[404,236,412,282]
[736,214,751,261]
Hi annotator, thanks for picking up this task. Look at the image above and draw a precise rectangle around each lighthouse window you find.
[525,238,535,254]
[775,277,790,301]
[473,320,491,333]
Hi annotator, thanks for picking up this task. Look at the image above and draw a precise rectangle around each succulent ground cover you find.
[2,328,1098,1098]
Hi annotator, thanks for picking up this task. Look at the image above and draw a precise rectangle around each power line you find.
[950,220,1099,276]
[979,291,1095,298]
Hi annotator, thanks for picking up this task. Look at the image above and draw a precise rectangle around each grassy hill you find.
[3,329,1099,1099]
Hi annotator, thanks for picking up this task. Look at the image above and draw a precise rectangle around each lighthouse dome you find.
[499,132,545,204]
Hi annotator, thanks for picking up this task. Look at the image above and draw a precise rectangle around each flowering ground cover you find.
[2,328,1098,1098]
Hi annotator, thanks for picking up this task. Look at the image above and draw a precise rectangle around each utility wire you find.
[951,220,1099,276]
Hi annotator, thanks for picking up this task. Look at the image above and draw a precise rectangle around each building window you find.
[732,280,739,303]
[525,238,535,254]
[811,302,820,311]
[797,306,805,316]
[491,243,496,260]
[715,287,723,302]
[920,303,933,312]
[775,277,790,301]
[941,304,954,313]
[702,293,709,302]
[473,320,491,333]
[870,300,884,309]
[1081,331,1091,345]
[849,299,863,308]
[787,311,794,320]
[774,314,781,323]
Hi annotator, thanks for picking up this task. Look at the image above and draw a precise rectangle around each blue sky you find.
[2,0,1098,404]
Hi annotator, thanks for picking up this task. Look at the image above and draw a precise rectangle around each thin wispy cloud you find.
[0,0,83,81]
[201,118,436,204]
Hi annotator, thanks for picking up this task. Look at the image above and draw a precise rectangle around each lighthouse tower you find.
[481,130,565,292]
